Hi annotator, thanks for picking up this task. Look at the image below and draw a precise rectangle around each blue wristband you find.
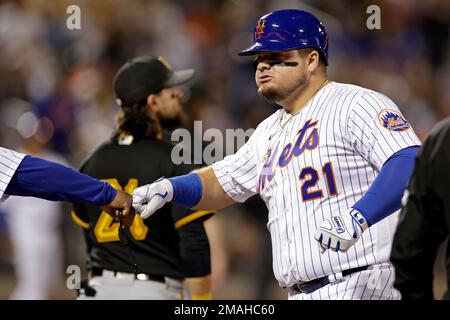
[168,173,203,208]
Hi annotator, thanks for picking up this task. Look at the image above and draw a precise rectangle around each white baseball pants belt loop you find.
[291,265,369,294]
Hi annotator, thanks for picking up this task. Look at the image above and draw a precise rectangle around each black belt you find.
[90,267,166,284]
[291,266,369,294]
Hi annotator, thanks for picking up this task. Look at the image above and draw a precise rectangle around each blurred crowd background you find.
[0,0,448,299]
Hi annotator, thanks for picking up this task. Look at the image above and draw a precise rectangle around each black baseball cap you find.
[113,55,196,107]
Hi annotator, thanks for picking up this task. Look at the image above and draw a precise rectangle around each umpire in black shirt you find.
[72,55,213,299]
[391,118,450,300]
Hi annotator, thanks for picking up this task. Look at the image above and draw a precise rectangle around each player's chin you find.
[258,85,281,102]
[258,83,273,94]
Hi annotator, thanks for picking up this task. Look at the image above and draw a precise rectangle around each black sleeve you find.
[176,217,211,277]
[390,129,448,300]
[171,190,214,277]
[72,202,89,226]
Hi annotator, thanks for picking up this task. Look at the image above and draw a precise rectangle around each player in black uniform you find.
[72,55,213,300]
[390,118,450,300]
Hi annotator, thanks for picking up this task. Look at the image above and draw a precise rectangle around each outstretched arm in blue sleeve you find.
[352,146,420,226]
[5,155,116,205]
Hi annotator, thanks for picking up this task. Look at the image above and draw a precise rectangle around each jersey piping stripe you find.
[174,210,215,229]
[71,211,90,229]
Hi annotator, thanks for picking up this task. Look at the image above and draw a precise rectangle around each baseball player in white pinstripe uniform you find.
[131,9,420,300]
[0,146,133,218]
[0,147,25,200]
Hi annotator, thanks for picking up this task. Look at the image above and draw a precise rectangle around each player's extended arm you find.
[4,155,132,219]
[314,146,419,253]
[192,166,235,210]
[132,166,234,219]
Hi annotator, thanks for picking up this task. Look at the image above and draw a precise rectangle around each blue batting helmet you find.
[238,9,329,65]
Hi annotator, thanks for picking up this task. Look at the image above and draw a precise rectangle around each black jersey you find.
[391,118,450,300]
[72,137,213,278]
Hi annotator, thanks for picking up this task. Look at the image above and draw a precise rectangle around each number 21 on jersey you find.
[300,161,338,201]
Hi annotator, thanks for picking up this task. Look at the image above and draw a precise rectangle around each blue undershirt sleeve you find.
[352,146,420,226]
[4,155,117,205]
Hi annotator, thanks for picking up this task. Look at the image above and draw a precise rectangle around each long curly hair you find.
[113,101,162,141]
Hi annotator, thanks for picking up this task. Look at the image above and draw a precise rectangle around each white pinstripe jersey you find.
[0,147,26,201]
[212,82,421,288]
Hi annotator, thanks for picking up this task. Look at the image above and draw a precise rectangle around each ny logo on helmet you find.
[255,19,266,40]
